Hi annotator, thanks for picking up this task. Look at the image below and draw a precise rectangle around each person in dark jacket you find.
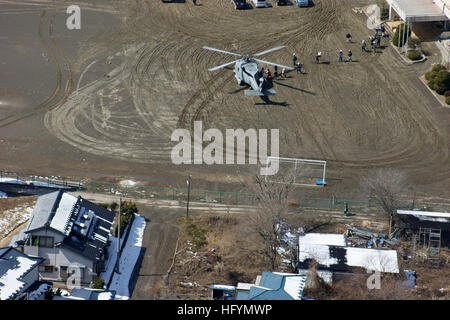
[346,33,352,42]
[292,53,297,66]
[296,62,302,73]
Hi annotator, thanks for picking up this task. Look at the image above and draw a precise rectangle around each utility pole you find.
[186,175,191,217]
[115,198,121,274]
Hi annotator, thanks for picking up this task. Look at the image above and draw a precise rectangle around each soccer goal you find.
[264,156,327,186]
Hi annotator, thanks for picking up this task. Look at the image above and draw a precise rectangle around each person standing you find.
[315,52,321,64]
[292,53,297,66]
[338,50,343,62]
[376,35,381,48]
[346,33,352,43]
[381,25,386,37]
[296,62,302,73]
[274,65,278,78]
[281,68,286,78]
[361,39,366,52]
[348,49,352,62]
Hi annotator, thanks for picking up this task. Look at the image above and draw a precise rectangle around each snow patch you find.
[97,291,112,300]
[119,180,137,186]
[0,177,71,189]
[0,206,33,239]
[108,215,146,299]
[0,256,37,300]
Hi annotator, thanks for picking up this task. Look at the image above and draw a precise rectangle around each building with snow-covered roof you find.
[298,233,399,273]
[52,288,116,300]
[0,247,44,300]
[387,0,448,23]
[9,190,115,285]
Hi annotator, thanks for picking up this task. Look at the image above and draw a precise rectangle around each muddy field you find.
[1,0,450,200]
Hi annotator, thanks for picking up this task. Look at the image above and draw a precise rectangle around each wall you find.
[24,228,95,284]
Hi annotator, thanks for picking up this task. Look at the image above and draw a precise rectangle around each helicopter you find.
[203,45,294,96]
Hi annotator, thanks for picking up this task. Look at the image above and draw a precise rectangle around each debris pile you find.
[345,225,398,248]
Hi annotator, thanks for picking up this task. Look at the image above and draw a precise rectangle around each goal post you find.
[264,156,326,186]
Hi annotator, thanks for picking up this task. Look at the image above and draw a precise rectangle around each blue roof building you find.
[210,272,307,300]
[237,272,307,300]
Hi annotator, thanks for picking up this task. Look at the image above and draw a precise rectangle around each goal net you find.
[264,156,326,186]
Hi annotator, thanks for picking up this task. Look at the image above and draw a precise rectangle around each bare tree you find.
[361,168,408,236]
[246,171,296,270]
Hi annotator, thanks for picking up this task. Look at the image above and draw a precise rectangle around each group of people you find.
[339,25,387,62]
[338,49,352,62]
[265,25,388,77]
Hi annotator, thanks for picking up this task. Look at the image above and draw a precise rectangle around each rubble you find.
[345,225,397,248]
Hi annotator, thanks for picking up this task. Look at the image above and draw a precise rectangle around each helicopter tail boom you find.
[245,89,276,96]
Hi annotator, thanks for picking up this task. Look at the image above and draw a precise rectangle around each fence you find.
[0,170,82,189]
[2,170,450,213]
[83,180,256,206]
[298,197,374,211]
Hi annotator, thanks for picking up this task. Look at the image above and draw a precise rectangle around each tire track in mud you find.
[0,8,72,129]
[35,0,450,186]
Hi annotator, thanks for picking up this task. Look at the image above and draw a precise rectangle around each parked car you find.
[232,0,248,9]
[251,0,269,8]
[295,0,309,6]
[275,0,288,5]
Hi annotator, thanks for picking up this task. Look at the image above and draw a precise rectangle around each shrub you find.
[432,64,446,73]
[428,78,436,90]
[425,71,435,81]
[434,70,450,94]
[444,90,450,97]
[392,24,411,47]
[114,201,138,237]
[92,276,105,289]
[179,216,209,251]
[407,50,421,61]
[446,96,450,105]
[426,65,450,94]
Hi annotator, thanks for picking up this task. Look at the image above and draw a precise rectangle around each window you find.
[39,265,54,273]
[60,266,84,279]
[38,236,54,248]
[60,266,68,279]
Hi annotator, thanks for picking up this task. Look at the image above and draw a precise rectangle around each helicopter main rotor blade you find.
[203,46,242,57]
[208,59,240,72]
[254,59,294,70]
[253,46,286,57]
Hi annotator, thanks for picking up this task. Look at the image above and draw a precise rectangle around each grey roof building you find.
[10,191,115,285]
[0,247,44,300]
